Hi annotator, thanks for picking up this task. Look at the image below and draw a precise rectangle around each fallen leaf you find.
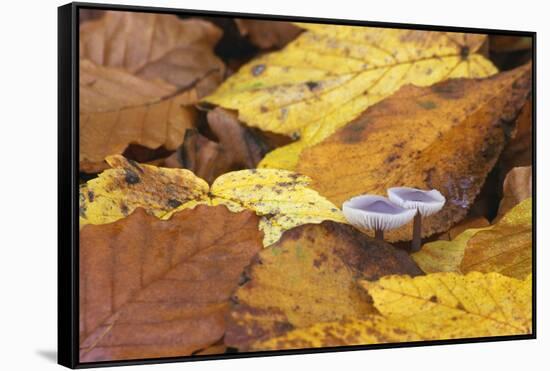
[80,11,225,96]
[448,216,490,240]
[462,198,532,279]
[80,155,345,246]
[225,221,422,350]
[203,23,497,170]
[79,60,197,172]
[79,205,263,362]
[253,271,532,350]
[490,35,533,52]
[360,272,532,339]
[166,108,270,183]
[235,19,301,49]
[297,63,532,241]
[251,316,419,350]
[412,198,532,279]
[497,166,532,218]
[499,100,532,176]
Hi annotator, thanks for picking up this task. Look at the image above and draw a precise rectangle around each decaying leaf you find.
[167,108,270,183]
[80,11,225,95]
[448,216,490,240]
[203,23,497,170]
[80,60,197,172]
[252,271,531,351]
[297,63,532,241]
[225,222,422,350]
[79,206,263,362]
[413,198,532,279]
[360,272,531,339]
[80,155,345,246]
[235,19,301,49]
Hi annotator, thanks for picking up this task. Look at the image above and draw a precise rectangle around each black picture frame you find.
[58,2,537,368]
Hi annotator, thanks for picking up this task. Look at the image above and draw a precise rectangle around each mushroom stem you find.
[375,229,384,240]
[411,212,422,251]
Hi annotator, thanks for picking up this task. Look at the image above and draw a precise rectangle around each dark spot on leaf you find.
[417,100,437,110]
[124,168,140,185]
[460,45,470,60]
[384,154,399,163]
[276,181,293,187]
[456,302,466,311]
[167,199,182,208]
[251,64,266,76]
[87,190,95,202]
[313,253,328,268]
[431,81,464,100]
[306,81,320,91]
[260,105,268,113]
[429,295,438,303]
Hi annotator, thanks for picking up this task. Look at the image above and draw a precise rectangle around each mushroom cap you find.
[342,194,417,231]
[387,187,446,216]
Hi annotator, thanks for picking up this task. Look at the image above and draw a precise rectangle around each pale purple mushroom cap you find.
[387,187,446,216]
[342,195,417,231]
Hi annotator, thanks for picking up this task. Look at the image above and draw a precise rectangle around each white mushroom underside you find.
[343,195,417,231]
[387,187,446,216]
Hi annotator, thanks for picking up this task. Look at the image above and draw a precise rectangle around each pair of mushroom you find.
[342,187,445,251]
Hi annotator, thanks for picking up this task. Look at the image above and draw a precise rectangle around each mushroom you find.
[342,195,417,240]
[387,187,446,251]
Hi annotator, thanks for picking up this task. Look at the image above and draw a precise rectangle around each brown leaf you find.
[235,19,301,49]
[297,63,532,241]
[225,221,422,350]
[79,60,196,172]
[79,205,263,362]
[497,166,532,219]
[448,216,490,240]
[80,11,225,96]
[499,99,532,175]
[166,108,271,183]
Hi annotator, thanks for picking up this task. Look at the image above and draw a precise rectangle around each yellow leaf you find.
[253,272,532,350]
[203,24,497,170]
[296,64,531,241]
[79,155,344,246]
[251,316,420,351]
[413,198,532,279]
[225,222,422,350]
[360,272,532,339]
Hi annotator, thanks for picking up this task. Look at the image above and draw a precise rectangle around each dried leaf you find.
[235,19,301,49]
[80,155,345,246]
[360,272,532,339]
[80,11,225,96]
[297,64,532,241]
[413,198,532,279]
[170,108,270,183]
[79,205,263,362]
[448,216,490,240]
[79,60,197,172]
[203,24,497,170]
[497,166,532,218]
[499,99,532,174]
[225,222,422,350]
[253,271,531,350]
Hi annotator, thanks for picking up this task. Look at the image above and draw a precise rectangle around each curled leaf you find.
[497,166,532,218]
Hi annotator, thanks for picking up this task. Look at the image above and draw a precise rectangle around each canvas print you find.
[77,8,533,363]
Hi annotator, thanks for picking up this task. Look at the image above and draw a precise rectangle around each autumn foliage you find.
[78,10,533,362]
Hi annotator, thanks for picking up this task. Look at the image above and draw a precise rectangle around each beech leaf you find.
[412,198,532,279]
[225,222,422,350]
[203,23,497,170]
[297,63,531,241]
[79,205,263,362]
[80,155,345,246]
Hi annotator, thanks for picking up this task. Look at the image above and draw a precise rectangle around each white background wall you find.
[0,0,546,369]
